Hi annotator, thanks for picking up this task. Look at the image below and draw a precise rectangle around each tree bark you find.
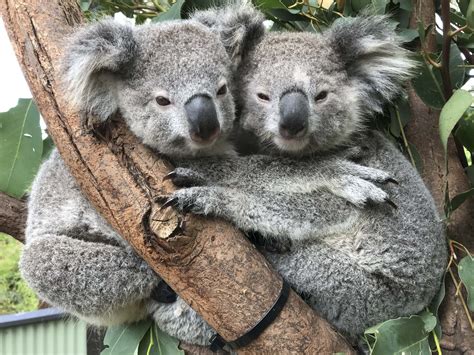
[0,0,353,353]
[409,1,474,352]
[0,191,26,243]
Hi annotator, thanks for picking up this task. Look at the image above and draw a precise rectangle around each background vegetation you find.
[0,0,473,354]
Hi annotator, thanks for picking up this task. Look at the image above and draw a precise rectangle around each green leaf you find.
[398,28,419,42]
[371,0,389,14]
[439,89,473,152]
[41,136,55,162]
[351,0,371,12]
[0,99,42,198]
[450,44,467,89]
[460,0,470,15]
[428,277,446,339]
[393,0,412,11]
[412,56,445,110]
[449,188,474,212]
[102,320,152,355]
[458,255,474,311]
[152,0,186,22]
[455,108,474,151]
[467,0,474,29]
[137,324,184,355]
[364,312,437,355]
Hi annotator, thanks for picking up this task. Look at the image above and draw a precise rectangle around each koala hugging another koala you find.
[20,0,447,350]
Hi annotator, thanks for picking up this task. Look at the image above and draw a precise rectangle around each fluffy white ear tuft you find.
[192,0,265,65]
[61,19,137,124]
[326,15,417,113]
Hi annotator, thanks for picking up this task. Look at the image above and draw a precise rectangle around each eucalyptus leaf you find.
[398,29,419,42]
[137,324,184,355]
[0,99,42,198]
[467,0,474,29]
[449,188,474,212]
[371,0,389,14]
[102,320,152,355]
[364,312,437,355]
[152,0,186,22]
[455,108,474,151]
[393,0,412,11]
[428,277,446,339]
[439,89,473,152]
[412,56,445,109]
[450,44,467,89]
[41,136,55,162]
[458,255,474,311]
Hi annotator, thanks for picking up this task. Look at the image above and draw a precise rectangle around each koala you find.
[165,3,448,341]
[20,18,240,346]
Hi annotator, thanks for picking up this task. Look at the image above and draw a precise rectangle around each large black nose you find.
[185,95,220,142]
[279,91,309,139]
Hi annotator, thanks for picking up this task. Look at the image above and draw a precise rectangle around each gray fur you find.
[166,3,447,342]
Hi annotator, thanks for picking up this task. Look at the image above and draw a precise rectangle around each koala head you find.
[62,19,238,158]
[235,13,416,156]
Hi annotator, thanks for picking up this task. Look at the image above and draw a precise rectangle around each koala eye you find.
[217,84,228,96]
[156,96,171,106]
[257,93,270,102]
[314,91,328,102]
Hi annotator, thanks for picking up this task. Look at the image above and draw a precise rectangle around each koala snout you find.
[185,95,221,143]
[278,91,309,139]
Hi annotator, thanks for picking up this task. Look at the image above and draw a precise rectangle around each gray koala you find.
[20,18,239,345]
[20,6,405,350]
[166,4,448,342]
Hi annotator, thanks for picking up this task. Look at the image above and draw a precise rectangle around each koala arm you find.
[165,154,396,241]
[21,151,161,325]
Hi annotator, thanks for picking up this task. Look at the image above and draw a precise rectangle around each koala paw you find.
[167,186,223,216]
[163,168,209,187]
[338,176,397,209]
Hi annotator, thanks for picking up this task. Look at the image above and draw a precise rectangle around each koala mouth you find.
[273,135,309,152]
[189,128,221,146]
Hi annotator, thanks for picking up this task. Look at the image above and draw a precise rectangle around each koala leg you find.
[20,234,160,326]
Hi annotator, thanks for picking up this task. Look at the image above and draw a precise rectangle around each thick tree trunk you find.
[409,1,474,352]
[0,0,353,353]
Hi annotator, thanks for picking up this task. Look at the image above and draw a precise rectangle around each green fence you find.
[0,308,88,355]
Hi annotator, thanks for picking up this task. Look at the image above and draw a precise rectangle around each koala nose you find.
[279,91,309,139]
[185,95,221,143]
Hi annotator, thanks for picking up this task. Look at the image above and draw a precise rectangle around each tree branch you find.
[0,0,353,353]
[0,191,26,243]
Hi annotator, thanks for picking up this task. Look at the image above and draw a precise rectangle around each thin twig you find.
[440,0,453,99]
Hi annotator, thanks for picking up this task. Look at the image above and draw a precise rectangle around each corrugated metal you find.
[0,317,87,355]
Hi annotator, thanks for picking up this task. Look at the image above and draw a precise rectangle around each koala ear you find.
[326,15,417,113]
[191,1,265,64]
[62,19,137,124]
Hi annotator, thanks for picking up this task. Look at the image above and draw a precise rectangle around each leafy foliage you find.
[458,255,474,312]
[101,320,184,355]
[364,312,437,354]
[0,233,38,314]
[0,98,42,198]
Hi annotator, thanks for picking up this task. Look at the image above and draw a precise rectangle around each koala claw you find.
[161,197,179,210]
[386,178,399,185]
[162,171,177,182]
[384,198,398,209]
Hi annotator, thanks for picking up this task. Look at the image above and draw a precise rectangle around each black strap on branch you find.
[209,280,291,352]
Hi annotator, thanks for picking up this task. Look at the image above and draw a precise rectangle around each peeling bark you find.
[0,0,353,353]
